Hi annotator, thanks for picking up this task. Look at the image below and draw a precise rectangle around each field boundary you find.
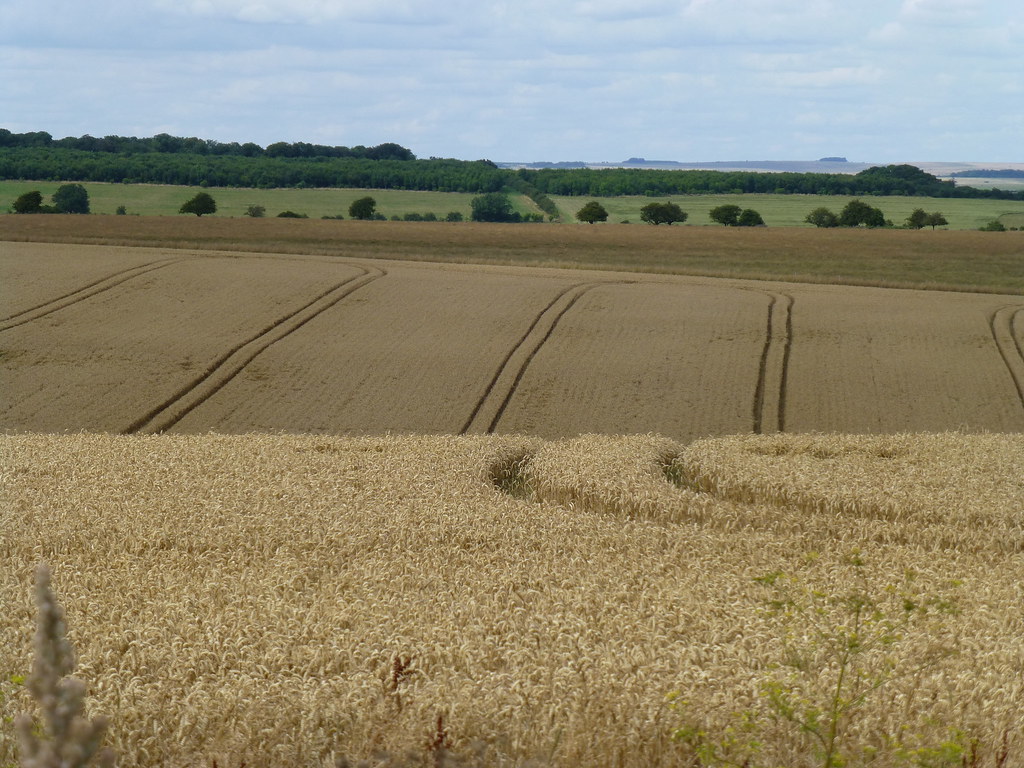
[0,257,192,331]
[989,305,1024,410]
[122,263,387,434]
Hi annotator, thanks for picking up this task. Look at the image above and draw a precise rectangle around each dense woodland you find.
[1,129,1021,200]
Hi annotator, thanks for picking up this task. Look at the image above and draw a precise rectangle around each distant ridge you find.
[497,159,1024,176]
[498,159,877,173]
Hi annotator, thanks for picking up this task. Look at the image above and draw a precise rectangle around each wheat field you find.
[2,238,1023,767]
[1,432,1022,767]
[2,242,1022,438]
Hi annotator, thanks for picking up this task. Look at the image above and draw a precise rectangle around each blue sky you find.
[2,0,1021,162]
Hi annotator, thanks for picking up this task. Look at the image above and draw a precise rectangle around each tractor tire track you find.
[461,282,606,435]
[122,265,386,434]
[0,257,191,331]
[751,290,793,434]
[989,304,1024,410]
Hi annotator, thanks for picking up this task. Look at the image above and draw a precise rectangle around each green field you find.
[551,192,1024,229]
[3,179,1023,229]
[0,181,492,220]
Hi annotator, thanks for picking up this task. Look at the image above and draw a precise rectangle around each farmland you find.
[1,228,1023,767]
[2,432,1022,767]
[2,241,1022,438]
[2,215,1023,293]
[4,179,1024,228]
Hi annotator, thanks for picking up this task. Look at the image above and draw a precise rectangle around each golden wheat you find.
[2,432,1022,767]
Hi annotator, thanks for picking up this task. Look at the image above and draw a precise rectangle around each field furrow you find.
[0,256,192,330]
[464,282,627,434]
[0,252,369,432]
[0,242,186,318]
[490,281,769,440]
[783,287,1024,432]
[124,265,386,434]
[989,304,1024,409]
[751,290,793,434]
[168,263,585,434]
[3,243,1023,438]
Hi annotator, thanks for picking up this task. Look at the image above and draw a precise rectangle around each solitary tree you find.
[924,212,948,229]
[639,201,687,225]
[12,190,44,214]
[470,192,518,222]
[348,196,377,220]
[737,208,765,227]
[805,207,839,228]
[179,192,217,217]
[52,183,90,214]
[575,201,609,224]
[839,199,885,227]
[905,208,928,229]
[709,204,742,226]
[245,204,266,217]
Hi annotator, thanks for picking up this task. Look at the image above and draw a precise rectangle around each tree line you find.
[2,129,1021,201]
[0,129,415,161]
[517,163,1021,200]
[0,147,507,193]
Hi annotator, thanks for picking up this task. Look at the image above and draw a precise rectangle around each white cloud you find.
[1,0,1021,160]
[152,0,465,25]
[572,0,676,22]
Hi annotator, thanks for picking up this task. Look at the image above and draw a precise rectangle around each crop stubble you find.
[2,242,1023,437]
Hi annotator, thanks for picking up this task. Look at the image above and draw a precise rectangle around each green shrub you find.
[670,552,966,768]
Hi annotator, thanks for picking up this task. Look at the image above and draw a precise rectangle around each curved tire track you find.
[461,282,608,435]
[989,304,1024,411]
[0,257,191,331]
[751,290,793,434]
[122,265,386,434]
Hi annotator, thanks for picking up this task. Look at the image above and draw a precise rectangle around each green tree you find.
[348,196,377,220]
[245,204,266,217]
[179,191,217,217]
[805,207,839,228]
[445,211,463,222]
[709,204,742,226]
[12,190,44,214]
[906,208,928,229]
[737,208,765,227]
[924,212,948,229]
[639,201,687,225]
[979,219,1006,231]
[52,183,90,214]
[839,199,885,227]
[575,200,609,224]
[471,192,518,222]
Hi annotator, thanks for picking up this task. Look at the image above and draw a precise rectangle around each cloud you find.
[153,0,462,25]
[572,0,676,22]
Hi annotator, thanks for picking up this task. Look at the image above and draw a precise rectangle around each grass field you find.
[1,215,1022,293]
[3,179,1023,229]
[0,180,489,220]
[2,432,1022,767]
[552,192,1024,229]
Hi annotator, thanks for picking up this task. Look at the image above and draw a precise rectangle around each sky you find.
[1,0,1022,162]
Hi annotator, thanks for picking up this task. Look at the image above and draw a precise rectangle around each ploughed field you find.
[2,241,1023,438]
